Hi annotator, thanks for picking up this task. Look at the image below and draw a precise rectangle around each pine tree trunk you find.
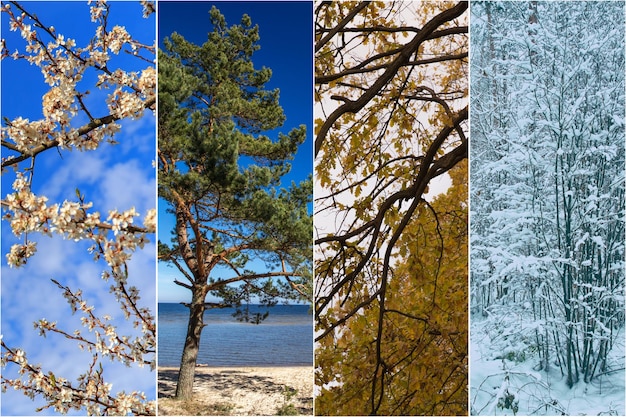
[175,290,207,399]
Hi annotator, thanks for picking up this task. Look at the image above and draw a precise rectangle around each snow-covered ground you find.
[470,317,625,416]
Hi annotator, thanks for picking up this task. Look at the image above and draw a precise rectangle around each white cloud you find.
[119,115,157,156]
[98,159,156,217]
[37,148,107,202]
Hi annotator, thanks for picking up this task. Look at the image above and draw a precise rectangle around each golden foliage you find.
[316,161,468,415]
[315,1,468,415]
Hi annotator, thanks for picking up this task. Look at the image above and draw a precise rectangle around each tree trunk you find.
[175,288,207,399]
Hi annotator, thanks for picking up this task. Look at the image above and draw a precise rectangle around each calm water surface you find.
[158,303,313,367]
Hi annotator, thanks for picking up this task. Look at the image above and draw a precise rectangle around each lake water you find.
[158,303,313,367]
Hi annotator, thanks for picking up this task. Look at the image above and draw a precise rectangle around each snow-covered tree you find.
[471,2,624,415]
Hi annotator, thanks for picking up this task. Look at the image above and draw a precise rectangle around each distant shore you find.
[158,365,313,416]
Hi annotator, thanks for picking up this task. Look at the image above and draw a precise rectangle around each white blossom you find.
[1,1,156,414]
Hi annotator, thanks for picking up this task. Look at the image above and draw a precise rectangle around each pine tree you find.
[158,7,312,400]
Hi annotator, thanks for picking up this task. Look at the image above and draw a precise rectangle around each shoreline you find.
[158,365,313,416]
[159,364,313,369]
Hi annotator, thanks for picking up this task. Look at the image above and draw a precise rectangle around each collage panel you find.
[314,2,468,415]
[156,1,314,416]
[469,2,625,416]
[1,1,625,417]
[1,1,156,415]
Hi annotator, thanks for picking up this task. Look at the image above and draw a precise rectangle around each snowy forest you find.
[470,2,625,415]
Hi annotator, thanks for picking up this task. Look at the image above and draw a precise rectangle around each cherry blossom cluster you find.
[1,1,156,415]
[33,280,155,369]
[3,173,155,269]
[139,0,155,18]
[1,0,156,157]
[1,339,155,415]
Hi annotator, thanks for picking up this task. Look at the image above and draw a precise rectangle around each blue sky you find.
[157,1,313,303]
[1,2,156,414]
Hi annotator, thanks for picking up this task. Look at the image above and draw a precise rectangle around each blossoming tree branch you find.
[1,1,156,415]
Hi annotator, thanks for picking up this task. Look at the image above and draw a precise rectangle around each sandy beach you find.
[158,366,313,416]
